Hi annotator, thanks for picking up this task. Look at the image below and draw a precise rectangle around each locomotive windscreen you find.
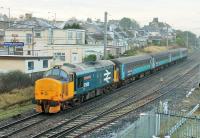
[44,68,69,81]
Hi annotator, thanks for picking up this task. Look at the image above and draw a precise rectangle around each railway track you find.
[58,64,199,138]
[1,53,198,138]
[0,113,44,138]
[31,63,199,138]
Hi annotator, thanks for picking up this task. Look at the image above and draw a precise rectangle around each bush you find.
[107,54,115,59]
[64,23,81,29]
[0,71,32,93]
[122,49,138,57]
[84,54,97,62]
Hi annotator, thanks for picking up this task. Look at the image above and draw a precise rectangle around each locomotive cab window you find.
[60,70,68,80]
[78,77,84,88]
[45,69,68,81]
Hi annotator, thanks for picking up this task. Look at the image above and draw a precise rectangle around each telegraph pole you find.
[8,7,10,28]
[187,31,189,48]
[104,11,108,59]
[166,25,169,48]
[32,28,35,56]
[54,13,56,25]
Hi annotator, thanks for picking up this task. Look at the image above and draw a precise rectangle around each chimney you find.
[153,18,158,23]
[25,13,32,19]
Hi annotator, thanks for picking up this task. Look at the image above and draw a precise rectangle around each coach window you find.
[78,77,84,88]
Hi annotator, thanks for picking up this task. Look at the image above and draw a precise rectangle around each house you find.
[4,28,49,56]
[82,22,130,57]
[4,15,56,56]
[47,45,104,65]
[52,29,85,45]
[4,25,104,64]
[0,55,53,75]
[143,18,176,45]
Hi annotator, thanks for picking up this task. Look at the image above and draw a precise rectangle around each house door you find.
[71,53,79,63]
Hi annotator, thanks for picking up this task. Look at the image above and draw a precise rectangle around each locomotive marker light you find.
[104,69,111,83]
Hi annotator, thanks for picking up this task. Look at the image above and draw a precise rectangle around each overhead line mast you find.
[104,11,108,59]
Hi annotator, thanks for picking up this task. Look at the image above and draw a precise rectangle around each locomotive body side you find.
[75,63,115,95]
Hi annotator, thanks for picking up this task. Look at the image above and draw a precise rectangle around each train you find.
[34,48,188,113]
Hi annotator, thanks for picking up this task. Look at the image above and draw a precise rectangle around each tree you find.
[87,18,92,23]
[175,30,197,47]
[107,54,115,59]
[64,23,81,29]
[84,54,97,62]
[119,17,140,30]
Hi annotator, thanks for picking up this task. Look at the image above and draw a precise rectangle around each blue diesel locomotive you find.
[34,48,188,113]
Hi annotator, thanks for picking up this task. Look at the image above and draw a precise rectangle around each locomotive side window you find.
[69,74,74,82]
[78,77,84,88]
[45,70,52,76]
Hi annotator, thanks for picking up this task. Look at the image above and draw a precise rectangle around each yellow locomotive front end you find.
[34,67,74,113]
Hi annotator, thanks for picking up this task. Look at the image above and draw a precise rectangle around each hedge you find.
[0,71,33,93]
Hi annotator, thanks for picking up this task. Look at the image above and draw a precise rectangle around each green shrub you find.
[84,54,97,62]
[107,54,115,59]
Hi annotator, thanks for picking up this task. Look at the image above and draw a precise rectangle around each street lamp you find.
[0,7,10,28]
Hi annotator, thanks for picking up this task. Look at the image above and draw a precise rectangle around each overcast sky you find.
[0,0,200,35]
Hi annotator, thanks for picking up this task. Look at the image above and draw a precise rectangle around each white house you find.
[0,55,53,74]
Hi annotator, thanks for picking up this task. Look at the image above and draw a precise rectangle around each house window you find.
[28,61,34,70]
[68,31,73,40]
[48,28,53,44]
[43,60,48,68]
[35,32,41,38]
[27,51,31,55]
[26,34,32,44]
[77,32,82,39]
[54,53,65,61]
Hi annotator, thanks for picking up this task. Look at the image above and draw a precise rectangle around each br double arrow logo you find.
[104,69,111,83]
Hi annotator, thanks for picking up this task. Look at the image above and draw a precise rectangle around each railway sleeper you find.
[65,136,75,138]
[64,124,78,128]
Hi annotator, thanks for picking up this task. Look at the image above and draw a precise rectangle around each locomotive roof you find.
[111,54,151,64]
[61,60,115,74]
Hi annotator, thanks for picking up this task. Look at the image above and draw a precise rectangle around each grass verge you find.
[0,87,34,120]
